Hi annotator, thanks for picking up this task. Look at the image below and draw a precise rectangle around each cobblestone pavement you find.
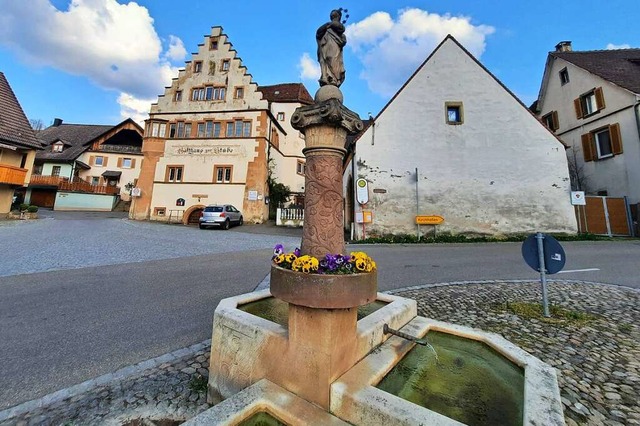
[1,280,638,425]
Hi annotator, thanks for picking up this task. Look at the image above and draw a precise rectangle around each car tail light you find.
[219,212,225,217]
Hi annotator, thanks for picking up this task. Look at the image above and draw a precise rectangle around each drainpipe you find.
[633,100,640,236]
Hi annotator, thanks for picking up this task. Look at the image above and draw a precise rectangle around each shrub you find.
[27,205,39,213]
[19,203,29,211]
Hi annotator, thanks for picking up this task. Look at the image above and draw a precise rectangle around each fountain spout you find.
[383,324,428,346]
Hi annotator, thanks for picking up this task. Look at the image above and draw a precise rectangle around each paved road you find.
[0,212,638,409]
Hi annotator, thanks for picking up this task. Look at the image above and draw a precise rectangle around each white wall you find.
[351,38,577,238]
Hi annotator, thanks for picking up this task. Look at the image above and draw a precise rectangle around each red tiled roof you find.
[552,48,640,94]
[0,72,42,150]
[257,83,314,105]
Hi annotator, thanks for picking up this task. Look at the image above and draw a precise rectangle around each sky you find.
[0,0,638,127]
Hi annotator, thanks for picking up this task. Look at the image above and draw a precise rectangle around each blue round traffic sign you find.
[522,233,566,274]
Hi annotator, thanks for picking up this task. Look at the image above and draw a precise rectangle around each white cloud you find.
[298,52,321,81]
[165,35,187,61]
[346,8,495,97]
[0,0,184,123]
[606,43,631,50]
[117,93,154,124]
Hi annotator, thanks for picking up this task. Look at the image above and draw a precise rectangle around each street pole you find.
[415,167,420,240]
[535,232,550,317]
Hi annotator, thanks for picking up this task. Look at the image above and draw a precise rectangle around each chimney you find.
[555,41,572,52]
[52,118,63,127]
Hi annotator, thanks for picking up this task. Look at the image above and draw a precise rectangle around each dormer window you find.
[52,142,64,153]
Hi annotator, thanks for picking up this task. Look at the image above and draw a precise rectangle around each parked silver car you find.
[199,204,243,230]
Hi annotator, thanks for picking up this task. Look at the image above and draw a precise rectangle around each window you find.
[213,122,221,138]
[184,123,192,138]
[169,123,176,138]
[177,122,185,138]
[559,68,569,85]
[542,111,559,132]
[575,87,605,119]
[159,123,166,138]
[225,120,251,137]
[234,87,244,99]
[151,122,160,137]
[193,61,202,73]
[277,112,285,121]
[221,59,230,71]
[192,88,206,101]
[581,123,623,162]
[214,87,226,100]
[121,158,133,168]
[209,37,219,50]
[91,176,100,185]
[297,160,305,176]
[175,90,182,101]
[197,122,205,137]
[52,142,64,152]
[154,207,166,216]
[94,156,104,166]
[205,121,213,137]
[52,166,61,176]
[214,166,232,183]
[166,166,184,182]
[445,102,464,125]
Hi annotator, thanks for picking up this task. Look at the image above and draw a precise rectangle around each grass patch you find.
[618,323,633,334]
[189,374,208,394]
[496,301,598,325]
[349,232,613,245]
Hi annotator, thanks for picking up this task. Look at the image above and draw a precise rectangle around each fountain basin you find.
[186,379,349,425]
[331,317,564,426]
[207,289,417,404]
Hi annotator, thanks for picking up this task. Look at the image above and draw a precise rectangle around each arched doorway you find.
[183,204,205,225]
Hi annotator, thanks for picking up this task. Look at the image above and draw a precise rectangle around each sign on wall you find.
[176,198,185,206]
[355,211,372,224]
[131,188,141,197]
[248,191,258,201]
[416,215,444,225]
[172,145,241,156]
[356,179,369,205]
[570,191,586,206]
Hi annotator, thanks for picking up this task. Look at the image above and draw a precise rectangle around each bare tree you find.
[29,118,45,132]
[566,145,589,192]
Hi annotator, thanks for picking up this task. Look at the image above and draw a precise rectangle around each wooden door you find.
[30,189,56,208]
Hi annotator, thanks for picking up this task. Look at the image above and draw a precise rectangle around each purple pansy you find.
[273,244,284,257]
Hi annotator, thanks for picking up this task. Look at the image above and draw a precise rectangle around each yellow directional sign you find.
[416,215,444,225]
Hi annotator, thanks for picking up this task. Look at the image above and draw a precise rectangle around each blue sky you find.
[1,0,638,127]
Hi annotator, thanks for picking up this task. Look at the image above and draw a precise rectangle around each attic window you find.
[194,61,203,73]
[559,68,569,85]
[445,102,464,125]
[209,37,219,50]
[221,59,230,71]
[52,142,64,152]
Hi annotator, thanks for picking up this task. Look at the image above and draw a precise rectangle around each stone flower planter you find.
[270,265,377,309]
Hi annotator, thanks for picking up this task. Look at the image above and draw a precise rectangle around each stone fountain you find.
[184,10,565,426]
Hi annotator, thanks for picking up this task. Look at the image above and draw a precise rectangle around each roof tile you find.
[0,72,42,150]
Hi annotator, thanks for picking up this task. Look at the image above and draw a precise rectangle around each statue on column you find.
[316,9,347,88]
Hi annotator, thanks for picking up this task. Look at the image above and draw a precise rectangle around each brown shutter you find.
[582,133,595,162]
[103,157,109,167]
[595,87,606,110]
[117,158,123,168]
[574,98,583,119]
[552,111,559,131]
[610,123,623,154]
[89,156,95,166]
[131,159,136,168]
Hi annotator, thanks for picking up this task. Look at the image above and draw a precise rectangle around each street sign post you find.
[521,233,566,317]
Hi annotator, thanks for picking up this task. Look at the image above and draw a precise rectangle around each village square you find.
[1,1,639,425]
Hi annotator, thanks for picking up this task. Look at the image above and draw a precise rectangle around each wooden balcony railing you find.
[0,164,28,186]
[29,175,69,186]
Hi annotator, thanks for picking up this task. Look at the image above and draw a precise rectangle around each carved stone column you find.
[291,96,363,259]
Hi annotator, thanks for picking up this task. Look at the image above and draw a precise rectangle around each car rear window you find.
[204,206,223,212]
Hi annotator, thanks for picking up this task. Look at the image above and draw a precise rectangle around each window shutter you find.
[131,159,136,168]
[610,123,623,154]
[595,87,606,110]
[574,98,583,119]
[103,157,109,167]
[552,111,559,131]
[89,156,95,166]
[117,158,123,168]
[581,133,595,162]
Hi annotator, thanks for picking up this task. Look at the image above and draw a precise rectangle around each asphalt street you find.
[0,211,638,409]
